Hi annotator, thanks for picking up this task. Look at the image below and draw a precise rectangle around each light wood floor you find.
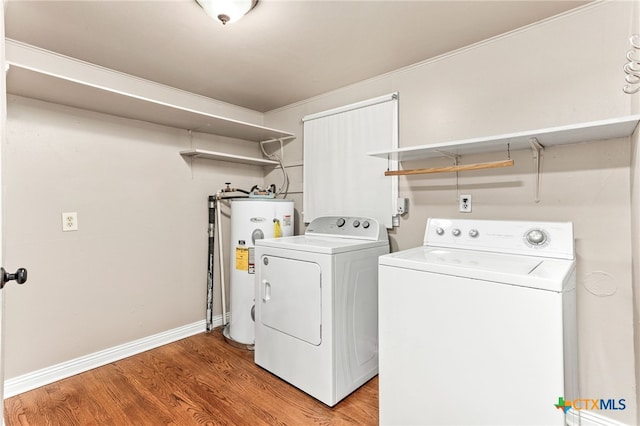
[4,327,378,425]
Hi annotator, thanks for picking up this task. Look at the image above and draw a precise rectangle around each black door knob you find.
[0,267,27,289]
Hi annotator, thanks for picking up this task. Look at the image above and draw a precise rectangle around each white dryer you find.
[254,216,389,406]
[378,218,578,426]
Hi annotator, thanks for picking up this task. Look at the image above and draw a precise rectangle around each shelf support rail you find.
[529,137,544,203]
[384,159,515,176]
[384,147,514,177]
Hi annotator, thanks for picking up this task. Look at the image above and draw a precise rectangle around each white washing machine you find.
[378,218,578,426]
[254,216,389,406]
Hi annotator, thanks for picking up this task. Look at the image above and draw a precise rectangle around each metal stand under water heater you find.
[223,198,294,349]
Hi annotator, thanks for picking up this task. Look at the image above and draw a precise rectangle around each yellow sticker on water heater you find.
[274,219,282,238]
[235,246,249,271]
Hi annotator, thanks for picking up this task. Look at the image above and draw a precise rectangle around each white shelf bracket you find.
[529,137,544,203]
[435,150,461,193]
[434,150,461,165]
[259,135,296,145]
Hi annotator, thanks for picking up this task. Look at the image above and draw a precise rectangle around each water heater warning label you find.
[235,246,249,271]
[248,247,255,274]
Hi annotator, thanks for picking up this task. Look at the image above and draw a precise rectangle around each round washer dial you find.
[525,229,548,246]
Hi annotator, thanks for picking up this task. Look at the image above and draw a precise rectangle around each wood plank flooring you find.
[4,327,378,425]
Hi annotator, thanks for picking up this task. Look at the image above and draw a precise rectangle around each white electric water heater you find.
[226,198,294,347]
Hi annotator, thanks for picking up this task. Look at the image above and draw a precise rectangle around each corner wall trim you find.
[4,318,212,398]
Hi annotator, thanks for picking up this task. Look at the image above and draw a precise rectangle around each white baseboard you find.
[568,410,631,426]
[4,318,217,398]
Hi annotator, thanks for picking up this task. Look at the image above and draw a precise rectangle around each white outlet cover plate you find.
[459,195,472,213]
[62,212,78,231]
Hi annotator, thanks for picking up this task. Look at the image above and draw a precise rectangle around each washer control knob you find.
[436,227,444,235]
[336,218,346,227]
[353,220,360,228]
[362,221,370,229]
[469,229,479,238]
[452,228,461,237]
[526,229,547,245]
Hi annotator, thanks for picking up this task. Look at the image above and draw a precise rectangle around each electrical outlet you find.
[459,195,472,213]
[62,212,78,231]
[397,198,409,215]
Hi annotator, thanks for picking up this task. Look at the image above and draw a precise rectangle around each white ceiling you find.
[4,0,592,113]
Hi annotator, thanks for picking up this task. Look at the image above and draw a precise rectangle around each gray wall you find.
[266,2,637,424]
[3,95,269,377]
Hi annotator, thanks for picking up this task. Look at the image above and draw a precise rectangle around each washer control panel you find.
[424,218,574,259]
[306,216,386,241]
[525,229,547,246]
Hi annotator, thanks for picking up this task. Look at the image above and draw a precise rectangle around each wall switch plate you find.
[459,195,472,213]
[62,212,78,231]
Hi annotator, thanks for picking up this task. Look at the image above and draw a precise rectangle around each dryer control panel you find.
[424,218,574,260]
[306,216,387,241]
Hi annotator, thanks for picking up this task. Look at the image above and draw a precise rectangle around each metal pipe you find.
[206,195,216,332]
[216,197,227,326]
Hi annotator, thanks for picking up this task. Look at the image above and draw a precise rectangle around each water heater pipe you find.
[206,196,216,332]
[216,196,227,326]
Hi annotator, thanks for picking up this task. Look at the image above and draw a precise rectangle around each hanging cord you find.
[435,151,461,198]
[624,34,640,94]
[260,138,289,197]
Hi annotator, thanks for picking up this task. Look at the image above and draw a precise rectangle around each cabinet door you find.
[259,255,322,345]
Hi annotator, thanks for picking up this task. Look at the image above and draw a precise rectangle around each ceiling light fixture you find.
[195,0,258,25]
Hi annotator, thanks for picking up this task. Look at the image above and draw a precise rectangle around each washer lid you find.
[255,235,388,254]
[378,246,575,292]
